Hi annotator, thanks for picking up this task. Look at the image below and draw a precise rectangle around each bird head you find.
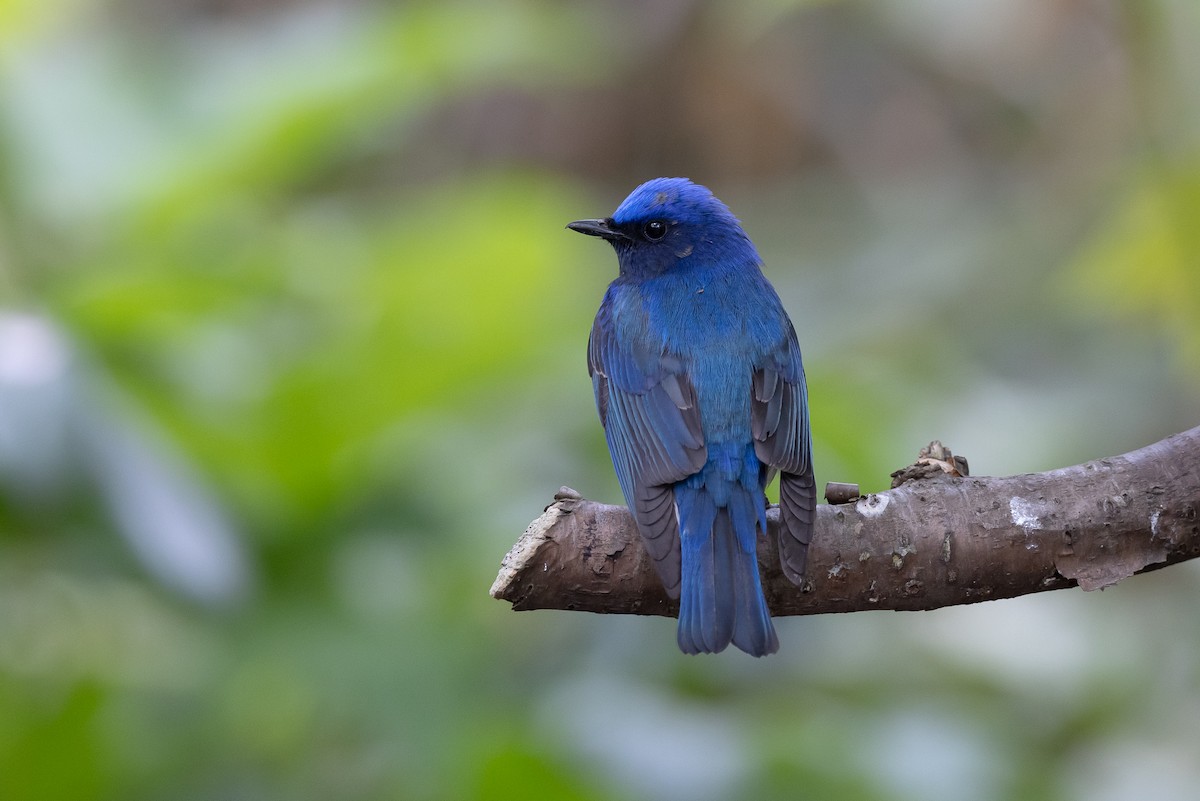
[568,178,760,280]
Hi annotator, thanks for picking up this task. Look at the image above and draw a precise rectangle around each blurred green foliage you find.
[1,1,1200,800]
[1066,162,1200,384]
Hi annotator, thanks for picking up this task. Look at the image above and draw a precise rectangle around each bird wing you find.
[751,322,815,585]
[589,302,707,598]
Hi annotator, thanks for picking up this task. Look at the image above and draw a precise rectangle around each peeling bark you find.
[490,427,1200,617]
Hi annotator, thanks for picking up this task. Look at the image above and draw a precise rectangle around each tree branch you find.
[491,427,1200,617]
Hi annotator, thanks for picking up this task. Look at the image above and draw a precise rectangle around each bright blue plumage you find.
[569,178,814,656]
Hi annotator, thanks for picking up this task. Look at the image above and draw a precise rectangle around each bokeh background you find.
[2,0,1200,799]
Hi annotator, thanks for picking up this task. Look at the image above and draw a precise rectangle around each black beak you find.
[567,218,629,242]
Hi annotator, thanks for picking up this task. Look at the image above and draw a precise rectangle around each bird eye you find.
[642,220,668,241]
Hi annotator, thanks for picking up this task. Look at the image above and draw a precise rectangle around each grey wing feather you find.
[589,313,706,597]
[752,327,815,585]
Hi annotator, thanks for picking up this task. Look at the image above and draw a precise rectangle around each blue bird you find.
[568,177,814,656]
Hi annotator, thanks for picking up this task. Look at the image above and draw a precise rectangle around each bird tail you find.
[675,482,778,657]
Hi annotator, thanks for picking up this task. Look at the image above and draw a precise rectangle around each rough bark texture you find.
[491,427,1200,617]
